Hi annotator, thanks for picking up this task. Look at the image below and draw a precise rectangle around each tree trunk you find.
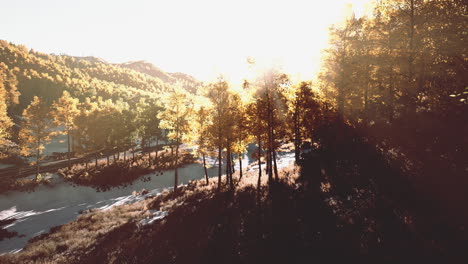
[36,147,40,179]
[95,153,98,169]
[267,149,272,183]
[203,152,209,185]
[364,58,370,122]
[406,0,416,114]
[232,155,235,174]
[294,107,300,163]
[257,136,262,193]
[123,150,126,162]
[388,65,395,122]
[225,150,229,185]
[170,143,174,167]
[338,47,347,115]
[273,149,279,181]
[266,88,273,183]
[67,129,71,169]
[155,136,158,164]
[148,141,151,166]
[238,153,243,182]
[218,145,222,191]
[174,140,179,192]
[227,144,233,190]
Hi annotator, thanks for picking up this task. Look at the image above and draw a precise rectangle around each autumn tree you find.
[73,98,103,169]
[0,63,19,158]
[19,96,56,178]
[158,84,193,192]
[0,98,13,158]
[285,81,321,163]
[230,91,251,182]
[52,90,79,168]
[253,68,289,182]
[186,96,212,185]
[317,0,468,222]
[137,98,164,165]
[205,77,233,190]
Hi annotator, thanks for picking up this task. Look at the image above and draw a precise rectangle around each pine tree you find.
[158,84,193,192]
[52,91,79,168]
[19,96,56,178]
[205,77,232,191]
[186,95,212,185]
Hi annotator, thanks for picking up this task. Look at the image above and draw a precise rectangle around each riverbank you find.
[2,149,464,263]
[0,164,296,263]
[58,150,195,191]
[0,155,226,254]
[0,174,54,195]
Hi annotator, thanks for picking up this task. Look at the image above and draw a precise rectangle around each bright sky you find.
[0,0,372,83]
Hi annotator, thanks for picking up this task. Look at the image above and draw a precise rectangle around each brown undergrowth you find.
[0,174,53,195]
[1,153,465,264]
[0,165,298,264]
[58,150,194,191]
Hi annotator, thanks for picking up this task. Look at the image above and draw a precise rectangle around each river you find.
[0,149,294,254]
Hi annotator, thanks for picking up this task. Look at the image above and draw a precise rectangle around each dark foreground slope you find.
[1,142,466,264]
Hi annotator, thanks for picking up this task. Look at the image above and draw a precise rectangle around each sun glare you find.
[173,0,375,85]
[1,0,374,85]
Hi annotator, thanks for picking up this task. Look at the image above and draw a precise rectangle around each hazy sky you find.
[0,0,372,82]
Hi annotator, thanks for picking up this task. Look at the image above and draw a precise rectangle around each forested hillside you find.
[0,40,203,118]
[0,40,201,160]
[120,60,201,92]
[318,0,467,226]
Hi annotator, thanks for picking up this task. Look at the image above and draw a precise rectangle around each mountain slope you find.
[119,60,201,93]
[0,40,200,116]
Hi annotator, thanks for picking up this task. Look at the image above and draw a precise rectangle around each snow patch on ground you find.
[138,210,168,227]
[98,188,162,211]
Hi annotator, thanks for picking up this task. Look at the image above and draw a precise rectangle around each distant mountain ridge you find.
[118,60,201,92]
[0,40,201,117]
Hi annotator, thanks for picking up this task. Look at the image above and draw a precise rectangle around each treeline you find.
[2,55,323,193]
[319,0,467,223]
[0,39,200,160]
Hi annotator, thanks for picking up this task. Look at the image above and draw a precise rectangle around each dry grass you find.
[0,164,298,264]
[0,197,149,263]
[2,154,458,264]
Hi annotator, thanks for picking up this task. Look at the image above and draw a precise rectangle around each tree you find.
[137,98,164,165]
[205,77,232,190]
[158,84,193,192]
[286,81,321,163]
[73,98,103,169]
[230,92,251,182]
[52,91,79,168]
[251,68,289,183]
[0,63,19,158]
[187,97,212,185]
[19,96,55,178]
[0,99,13,157]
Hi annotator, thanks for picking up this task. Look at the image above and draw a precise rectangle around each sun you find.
[173,0,375,85]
